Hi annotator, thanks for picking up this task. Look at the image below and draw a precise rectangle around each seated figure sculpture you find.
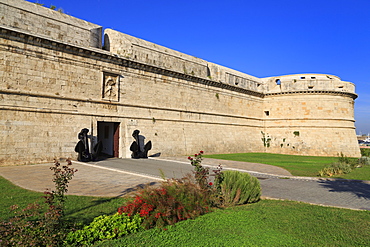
[130,129,152,158]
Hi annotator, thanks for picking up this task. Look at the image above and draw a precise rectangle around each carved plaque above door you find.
[102,72,120,101]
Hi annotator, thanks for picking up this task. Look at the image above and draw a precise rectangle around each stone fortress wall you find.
[0,0,360,166]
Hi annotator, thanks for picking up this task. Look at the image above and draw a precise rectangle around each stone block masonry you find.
[0,0,360,166]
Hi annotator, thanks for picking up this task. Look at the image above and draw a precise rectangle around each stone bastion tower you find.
[262,74,359,157]
[0,0,360,166]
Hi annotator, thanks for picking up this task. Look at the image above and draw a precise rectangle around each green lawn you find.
[98,200,370,247]
[1,168,370,246]
[204,153,370,180]
[0,176,127,224]
[2,153,370,246]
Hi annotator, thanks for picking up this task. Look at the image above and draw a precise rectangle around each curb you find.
[151,157,370,184]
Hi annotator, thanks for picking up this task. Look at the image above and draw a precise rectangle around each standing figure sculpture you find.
[130,130,152,158]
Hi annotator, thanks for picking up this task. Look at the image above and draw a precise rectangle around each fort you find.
[0,0,361,166]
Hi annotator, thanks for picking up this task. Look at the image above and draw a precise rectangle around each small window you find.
[311,76,316,79]
[308,86,314,89]
[235,79,239,85]
[338,86,343,88]
[300,77,306,79]
[275,79,281,85]
[264,111,270,116]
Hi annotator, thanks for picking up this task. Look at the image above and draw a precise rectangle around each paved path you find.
[0,157,369,210]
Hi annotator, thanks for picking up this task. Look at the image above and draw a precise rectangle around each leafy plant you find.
[118,175,213,229]
[337,153,357,167]
[0,159,77,246]
[318,162,353,177]
[358,156,370,166]
[319,153,362,177]
[261,131,271,147]
[219,170,261,206]
[65,213,143,246]
[361,148,370,157]
[188,151,209,189]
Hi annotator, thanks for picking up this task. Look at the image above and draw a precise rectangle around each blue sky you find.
[28,0,370,135]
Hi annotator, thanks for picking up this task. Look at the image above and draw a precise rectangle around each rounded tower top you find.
[262,73,356,98]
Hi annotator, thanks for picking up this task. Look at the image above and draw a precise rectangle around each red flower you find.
[199,150,204,154]
[209,182,213,186]
[194,153,198,157]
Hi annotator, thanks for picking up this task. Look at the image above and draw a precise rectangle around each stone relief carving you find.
[102,72,119,101]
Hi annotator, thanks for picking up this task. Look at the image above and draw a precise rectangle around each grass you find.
[333,165,370,180]
[0,175,127,224]
[1,166,370,246]
[204,153,370,179]
[97,200,370,247]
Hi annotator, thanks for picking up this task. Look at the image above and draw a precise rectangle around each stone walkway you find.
[0,157,290,197]
[0,162,161,197]
[0,157,369,210]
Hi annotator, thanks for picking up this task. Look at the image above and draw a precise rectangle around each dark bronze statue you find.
[74,128,103,162]
[130,129,152,158]
[75,128,91,162]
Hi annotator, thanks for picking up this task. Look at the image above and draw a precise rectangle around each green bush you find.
[361,148,370,157]
[318,162,353,177]
[220,170,261,207]
[65,213,143,246]
[0,159,77,246]
[358,156,370,166]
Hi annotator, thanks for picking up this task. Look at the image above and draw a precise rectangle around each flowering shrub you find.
[188,151,262,207]
[44,159,77,235]
[188,151,224,206]
[65,213,143,246]
[118,175,213,229]
[0,159,77,246]
[188,151,223,190]
[188,150,209,189]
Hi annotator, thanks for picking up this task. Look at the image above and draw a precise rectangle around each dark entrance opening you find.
[97,121,120,157]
